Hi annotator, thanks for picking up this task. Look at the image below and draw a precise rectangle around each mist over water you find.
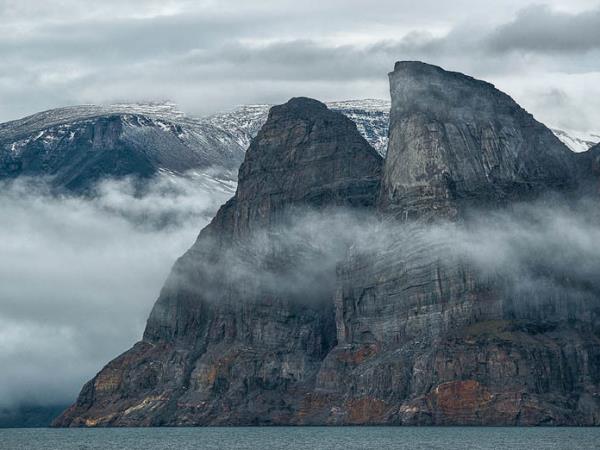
[1,168,598,412]
[0,173,234,408]
[173,194,600,324]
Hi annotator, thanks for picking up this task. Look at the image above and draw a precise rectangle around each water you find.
[1,427,599,450]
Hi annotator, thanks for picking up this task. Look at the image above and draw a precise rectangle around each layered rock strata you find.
[55,64,600,426]
[55,97,384,426]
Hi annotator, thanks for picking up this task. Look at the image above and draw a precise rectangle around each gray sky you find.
[1,0,599,133]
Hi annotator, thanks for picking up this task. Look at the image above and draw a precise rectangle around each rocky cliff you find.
[55,63,600,427]
[380,61,577,220]
[54,97,383,426]
[318,62,600,425]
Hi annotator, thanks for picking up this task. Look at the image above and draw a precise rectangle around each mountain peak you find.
[234,97,383,233]
[393,60,445,72]
[268,97,328,120]
[381,62,577,219]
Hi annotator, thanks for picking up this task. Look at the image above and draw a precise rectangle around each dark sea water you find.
[1,427,600,450]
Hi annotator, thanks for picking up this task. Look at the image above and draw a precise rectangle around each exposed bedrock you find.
[321,63,600,425]
[380,61,578,220]
[55,64,600,427]
[54,97,384,426]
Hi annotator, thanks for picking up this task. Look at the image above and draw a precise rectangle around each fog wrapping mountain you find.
[55,62,600,426]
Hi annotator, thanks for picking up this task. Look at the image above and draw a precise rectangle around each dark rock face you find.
[54,97,383,426]
[576,143,600,196]
[319,63,600,425]
[55,64,600,427]
[380,61,577,220]
[0,104,245,192]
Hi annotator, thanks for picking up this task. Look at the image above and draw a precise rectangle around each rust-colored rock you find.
[54,64,600,427]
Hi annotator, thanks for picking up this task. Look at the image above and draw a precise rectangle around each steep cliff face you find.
[54,97,383,426]
[55,64,600,427]
[319,62,600,425]
[380,61,577,219]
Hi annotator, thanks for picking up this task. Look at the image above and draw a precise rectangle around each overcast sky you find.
[1,0,599,133]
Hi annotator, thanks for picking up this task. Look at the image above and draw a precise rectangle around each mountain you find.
[55,62,600,427]
[551,128,600,153]
[0,103,245,192]
[207,100,597,158]
[54,97,383,426]
[1,98,595,194]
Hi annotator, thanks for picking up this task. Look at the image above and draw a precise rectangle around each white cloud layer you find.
[0,0,598,133]
[0,173,234,407]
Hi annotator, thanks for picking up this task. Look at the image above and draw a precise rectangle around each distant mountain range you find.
[1,99,596,193]
[0,103,244,192]
[206,99,598,156]
[549,128,600,153]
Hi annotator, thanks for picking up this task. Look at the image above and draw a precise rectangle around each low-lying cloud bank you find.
[0,172,235,408]
[1,172,599,411]
[174,195,600,321]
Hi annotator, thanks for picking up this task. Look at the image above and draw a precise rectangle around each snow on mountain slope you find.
[204,104,271,151]
[0,102,246,191]
[206,99,598,157]
[1,99,596,193]
[550,128,599,153]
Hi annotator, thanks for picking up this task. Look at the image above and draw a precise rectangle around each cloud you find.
[0,172,234,407]
[1,166,598,410]
[488,5,600,53]
[444,198,600,308]
[0,1,599,134]
[169,195,600,326]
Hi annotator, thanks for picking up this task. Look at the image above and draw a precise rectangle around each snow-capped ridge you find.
[550,128,599,153]
[1,99,597,191]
